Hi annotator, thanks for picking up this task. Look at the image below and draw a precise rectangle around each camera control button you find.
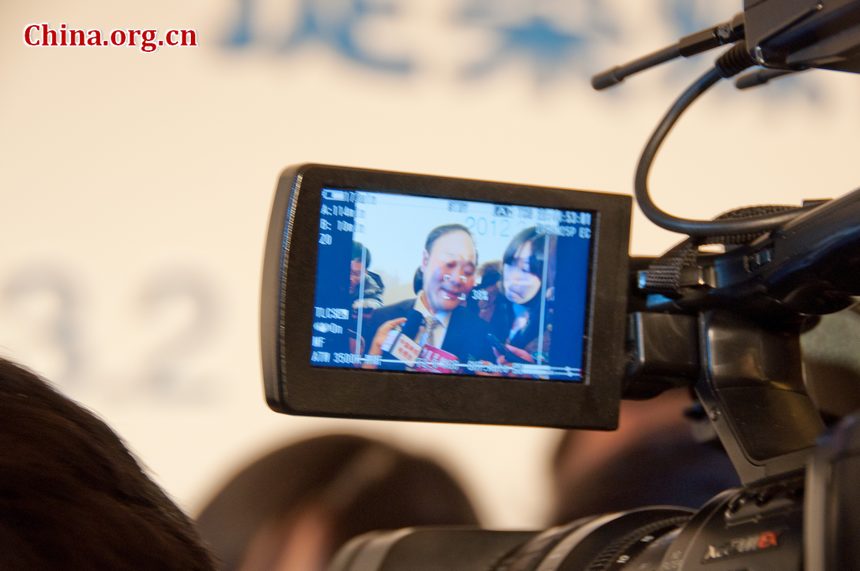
[726,493,749,515]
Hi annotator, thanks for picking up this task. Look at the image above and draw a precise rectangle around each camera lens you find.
[495,507,693,571]
[329,528,538,571]
[328,508,693,571]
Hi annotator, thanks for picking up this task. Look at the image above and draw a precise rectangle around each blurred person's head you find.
[478,262,501,291]
[196,434,479,571]
[420,224,477,314]
[502,228,547,306]
[550,389,739,525]
[0,358,214,570]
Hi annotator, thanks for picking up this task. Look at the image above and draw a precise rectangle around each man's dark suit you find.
[363,298,496,365]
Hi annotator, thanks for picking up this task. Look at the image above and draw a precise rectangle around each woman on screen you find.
[487,227,555,365]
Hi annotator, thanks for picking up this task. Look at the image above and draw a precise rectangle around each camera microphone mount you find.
[603,0,860,485]
[594,0,860,238]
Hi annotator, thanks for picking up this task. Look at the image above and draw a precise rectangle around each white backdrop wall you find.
[2,0,859,529]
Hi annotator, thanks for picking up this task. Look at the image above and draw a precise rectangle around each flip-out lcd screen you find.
[261,164,631,428]
[310,190,593,381]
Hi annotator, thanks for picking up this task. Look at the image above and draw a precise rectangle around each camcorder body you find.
[260,1,860,568]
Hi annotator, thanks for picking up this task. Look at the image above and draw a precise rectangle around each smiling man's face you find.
[420,230,477,314]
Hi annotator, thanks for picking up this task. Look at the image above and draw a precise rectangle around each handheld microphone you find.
[380,310,425,366]
[401,309,424,339]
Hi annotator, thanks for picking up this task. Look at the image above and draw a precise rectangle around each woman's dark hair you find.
[195,434,479,571]
[352,241,371,268]
[487,228,552,348]
[0,359,214,570]
[502,227,547,282]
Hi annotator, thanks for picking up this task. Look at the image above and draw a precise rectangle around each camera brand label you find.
[701,530,781,562]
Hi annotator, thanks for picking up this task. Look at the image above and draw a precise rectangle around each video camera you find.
[261,1,860,569]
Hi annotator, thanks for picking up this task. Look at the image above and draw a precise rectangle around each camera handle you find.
[625,309,824,485]
[626,186,860,484]
[695,310,824,484]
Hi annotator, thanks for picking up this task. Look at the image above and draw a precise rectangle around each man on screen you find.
[362,224,496,371]
[349,241,385,316]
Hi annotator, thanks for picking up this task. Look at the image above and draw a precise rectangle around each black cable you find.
[634,51,808,237]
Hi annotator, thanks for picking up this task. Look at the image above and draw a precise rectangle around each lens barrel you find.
[328,508,693,571]
[329,478,807,571]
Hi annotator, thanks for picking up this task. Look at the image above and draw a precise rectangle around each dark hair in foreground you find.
[0,359,214,570]
[196,434,479,571]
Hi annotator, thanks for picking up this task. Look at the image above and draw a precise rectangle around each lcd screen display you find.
[310,189,594,381]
